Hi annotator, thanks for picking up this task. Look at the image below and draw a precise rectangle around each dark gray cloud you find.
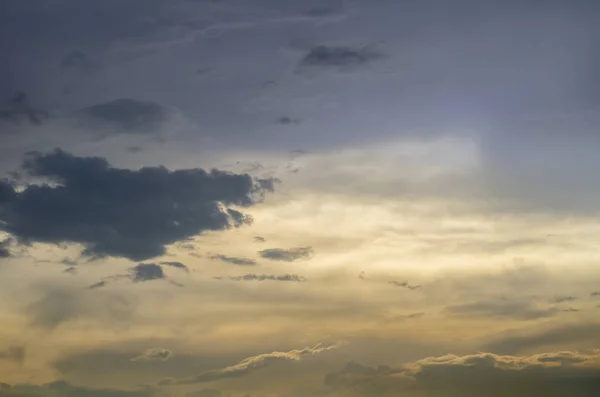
[227,274,306,282]
[160,261,189,272]
[275,116,301,125]
[0,149,273,261]
[131,348,173,362]
[88,280,108,290]
[131,263,165,282]
[0,380,157,397]
[0,345,25,364]
[445,300,559,321]
[159,344,340,385]
[0,91,49,127]
[0,238,13,258]
[211,255,257,266]
[299,44,384,69]
[388,281,421,290]
[259,247,313,262]
[72,98,173,135]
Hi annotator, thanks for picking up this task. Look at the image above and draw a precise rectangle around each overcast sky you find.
[1,1,600,396]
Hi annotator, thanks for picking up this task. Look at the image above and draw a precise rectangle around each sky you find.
[1,0,600,396]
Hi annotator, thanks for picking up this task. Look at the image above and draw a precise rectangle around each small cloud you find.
[131,263,165,282]
[388,281,421,290]
[63,266,77,275]
[591,292,600,297]
[358,271,366,280]
[253,236,266,243]
[61,257,78,267]
[0,238,13,258]
[303,8,338,17]
[551,296,577,303]
[561,308,580,312]
[211,255,257,266]
[445,300,559,321]
[131,348,173,362]
[259,247,314,262]
[0,345,25,364]
[126,146,143,153]
[88,280,108,289]
[160,261,189,272]
[275,116,301,125]
[227,274,306,282]
[299,44,384,69]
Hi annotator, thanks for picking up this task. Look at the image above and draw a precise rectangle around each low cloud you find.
[0,149,274,261]
[131,263,165,282]
[259,247,313,262]
[227,274,306,282]
[131,348,173,362]
[323,351,600,396]
[0,380,157,397]
[211,255,257,266]
[159,343,342,385]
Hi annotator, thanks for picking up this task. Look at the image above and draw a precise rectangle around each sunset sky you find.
[1,1,600,396]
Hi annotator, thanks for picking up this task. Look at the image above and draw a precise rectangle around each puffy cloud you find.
[323,350,600,397]
[131,263,166,282]
[258,247,313,262]
[160,343,342,385]
[211,255,257,266]
[0,149,274,260]
[227,274,306,282]
[131,348,173,362]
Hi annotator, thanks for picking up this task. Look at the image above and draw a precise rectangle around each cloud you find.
[0,149,274,260]
[159,343,342,385]
[388,281,421,290]
[484,323,600,355]
[160,261,189,272]
[0,380,158,397]
[444,300,559,321]
[0,345,25,364]
[591,292,600,297]
[275,116,301,125]
[60,50,95,73]
[131,348,173,362]
[259,247,313,262]
[0,237,12,258]
[323,351,600,396]
[552,296,578,303]
[26,288,134,329]
[211,255,257,266]
[299,44,384,69]
[88,280,108,290]
[253,236,266,243]
[131,263,165,282]
[227,274,306,282]
[0,91,49,127]
[72,98,175,135]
